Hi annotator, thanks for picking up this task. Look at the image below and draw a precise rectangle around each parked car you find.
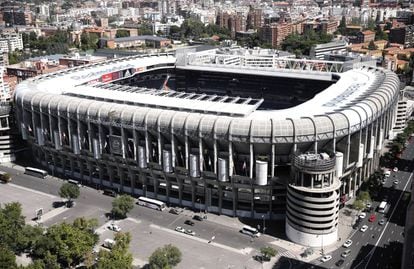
[320,255,332,263]
[341,250,351,258]
[393,180,399,186]
[336,259,345,266]
[378,219,385,225]
[169,208,181,215]
[184,220,195,226]
[103,238,115,249]
[193,215,203,221]
[393,167,398,172]
[175,226,185,233]
[107,223,121,232]
[359,212,366,219]
[343,239,353,248]
[103,189,117,197]
[369,214,376,222]
[360,225,368,232]
[185,229,196,236]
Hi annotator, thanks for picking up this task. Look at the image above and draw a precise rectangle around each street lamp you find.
[262,215,266,234]
[197,198,202,215]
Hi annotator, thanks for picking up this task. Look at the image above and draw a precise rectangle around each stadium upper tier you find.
[15,52,399,148]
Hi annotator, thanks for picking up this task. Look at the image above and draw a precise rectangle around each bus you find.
[378,201,389,213]
[137,197,166,211]
[24,167,48,179]
[240,225,261,237]
[67,179,81,187]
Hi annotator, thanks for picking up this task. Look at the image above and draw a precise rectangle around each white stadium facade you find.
[14,48,400,247]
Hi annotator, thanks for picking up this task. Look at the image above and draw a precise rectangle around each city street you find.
[301,140,414,269]
[0,164,288,269]
[1,138,412,269]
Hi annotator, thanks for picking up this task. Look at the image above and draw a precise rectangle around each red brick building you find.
[259,23,292,48]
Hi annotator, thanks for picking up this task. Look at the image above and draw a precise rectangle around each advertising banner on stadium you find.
[109,135,123,156]
[101,73,113,83]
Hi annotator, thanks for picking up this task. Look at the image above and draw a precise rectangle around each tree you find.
[73,217,98,232]
[180,18,205,39]
[138,23,153,35]
[366,18,376,31]
[149,244,182,269]
[116,30,130,38]
[368,40,377,50]
[80,32,99,51]
[358,191,371,203]
[0,246,16,269]
[111,195,134,219]
[375,25,388,40]
[338,16,347,35]
[59,183,80,207]
[353,199,365,211]
[25,260,47,269]
[0,172,11,183]
[33,221,98,267]
[0,202,27,253]
[96,232,133,269]
[259,246,277,262]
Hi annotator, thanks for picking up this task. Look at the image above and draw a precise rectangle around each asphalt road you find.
[0,164,287,255]
[304,140,414,269]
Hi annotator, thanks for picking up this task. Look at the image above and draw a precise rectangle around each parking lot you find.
[0,182,60,222]
[96,217,262,269]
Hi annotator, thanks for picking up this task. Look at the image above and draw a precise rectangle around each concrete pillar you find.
[271,144,275,178]
[249,143,254,179]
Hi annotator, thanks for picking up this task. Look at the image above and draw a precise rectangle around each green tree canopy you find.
[375,25,388,40]
[260,246,277,261]
[33,220,98,267]
[353,199,365,211]
[149,244,182,269]
[180,18,205,39]
[96,232,133,269]
[0,246,16,269]
[281,30,333,55]
[138,23,153,35]
[0,202,31,253]
[72,217,98,233]
[368,40,377,50]
[59,183,80,206]
[338,16,347,35]
[116,30,130,38]
[358,191,371,203]
[111,195,134,219]
[80,32,99,51]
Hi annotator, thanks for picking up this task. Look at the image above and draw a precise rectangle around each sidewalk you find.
[27,206,70,227]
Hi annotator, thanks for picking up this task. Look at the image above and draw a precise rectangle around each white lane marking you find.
[359,172,413,269]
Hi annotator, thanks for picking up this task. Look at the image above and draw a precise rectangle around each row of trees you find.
[0,184,182,269]
[58,183,182,268]
[381,120,414,167]
[281,30,333,56]
[167,18,231,41]
[0,201,100,268]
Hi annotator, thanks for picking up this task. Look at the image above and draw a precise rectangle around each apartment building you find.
[310,40,348,59]
[0,33,23,53]
[259,23,292,48]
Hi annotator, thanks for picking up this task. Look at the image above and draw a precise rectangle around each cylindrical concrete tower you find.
[286,151,340,247]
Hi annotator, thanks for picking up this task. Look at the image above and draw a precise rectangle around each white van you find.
[103,238,115,249]
[240,225,261,237]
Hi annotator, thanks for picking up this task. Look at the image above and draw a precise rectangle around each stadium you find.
[14,48,400,246]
